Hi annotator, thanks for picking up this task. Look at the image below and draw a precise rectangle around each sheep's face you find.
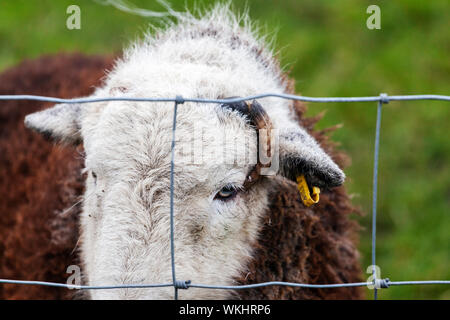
[78,99,269,299]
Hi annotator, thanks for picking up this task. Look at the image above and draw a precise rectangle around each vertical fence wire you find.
[371,98,384,299]
[170,99,179,299]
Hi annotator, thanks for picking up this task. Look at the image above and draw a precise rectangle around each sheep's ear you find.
[276,127,345,189]
[24,103,83,145]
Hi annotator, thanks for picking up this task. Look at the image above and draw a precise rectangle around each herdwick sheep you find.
[0,5,363,299]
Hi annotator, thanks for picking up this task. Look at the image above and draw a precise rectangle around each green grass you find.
[0,0,449,299]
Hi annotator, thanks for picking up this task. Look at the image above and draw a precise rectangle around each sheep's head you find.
[23,9,345,299]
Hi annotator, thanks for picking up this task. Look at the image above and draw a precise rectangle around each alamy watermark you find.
[366,265,385,289]
[66,264,385,289]
[65,4,381,31]
[366,5,381,30]
[175,123,280,176]
[66,5,81,30]
[66,265,82,289]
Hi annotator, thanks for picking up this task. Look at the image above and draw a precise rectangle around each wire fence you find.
[0,92,449,300]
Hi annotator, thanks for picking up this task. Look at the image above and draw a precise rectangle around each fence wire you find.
[0,92,449,300]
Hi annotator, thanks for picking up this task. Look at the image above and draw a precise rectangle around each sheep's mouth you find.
[296,175,320,207]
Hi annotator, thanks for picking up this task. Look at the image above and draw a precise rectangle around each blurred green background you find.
[0,0,448,299]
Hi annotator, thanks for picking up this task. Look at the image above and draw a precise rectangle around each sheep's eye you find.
[92,171,97,182]
[214,185,238,201]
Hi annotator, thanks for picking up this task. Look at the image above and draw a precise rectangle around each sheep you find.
[0,5,363,299]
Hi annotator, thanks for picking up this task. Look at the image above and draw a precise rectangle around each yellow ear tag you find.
[296,175,320,207]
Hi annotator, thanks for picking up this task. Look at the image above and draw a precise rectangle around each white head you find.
[25,5,344,299]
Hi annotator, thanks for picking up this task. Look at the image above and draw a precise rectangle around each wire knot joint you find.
[375,278,390,289]
[175,95,185,104]
[174,280,191,289]
[379,93,389,104]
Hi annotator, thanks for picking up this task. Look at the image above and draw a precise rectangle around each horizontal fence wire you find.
[1,279,449,291]
[0,93,449,300]
[0,93,450,104]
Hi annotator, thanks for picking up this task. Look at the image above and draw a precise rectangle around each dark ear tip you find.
[307,170,345,189]
[314,165,345,188]
[328,169,346,187]
[281,155,346,189]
